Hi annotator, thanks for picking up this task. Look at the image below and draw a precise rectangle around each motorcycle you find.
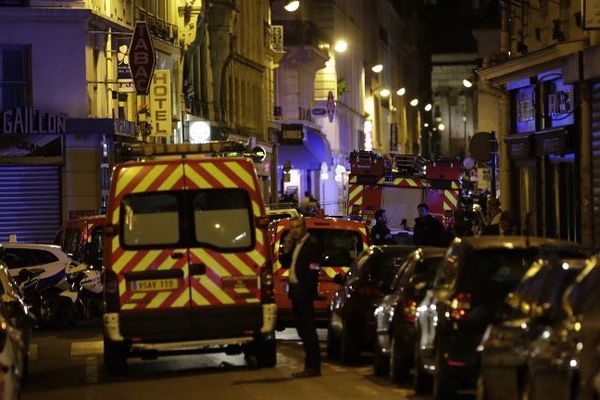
[15,267,75,329]
[65,261,103,321]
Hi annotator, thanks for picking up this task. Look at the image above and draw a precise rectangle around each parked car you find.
[271,217,370,328]
[1,243,70,284]
[477,252,591,400]
[414,236,583,399]
[328,245,415,363]
[521,253,600,400]
[53,215,106,261]
[373,247,446,381]
[0,247,34,400]
[265,208,299,224]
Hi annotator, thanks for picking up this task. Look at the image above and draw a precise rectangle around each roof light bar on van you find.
[124,141,248,158]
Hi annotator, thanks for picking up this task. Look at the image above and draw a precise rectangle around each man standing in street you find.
[279,217,322,378]
[371,209,394,245]
[413,203,447,246]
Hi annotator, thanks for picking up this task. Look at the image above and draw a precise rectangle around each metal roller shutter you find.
[591,82,600,246]
[0,165,61,244]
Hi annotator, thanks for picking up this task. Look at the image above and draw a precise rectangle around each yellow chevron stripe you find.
[224,161,256,190]
[349,185,362,202]
[406,178,416,187]
[445,191,459,208]
[112,210,119,224]
[221,253,255,275]
[131,292,146,300]
[252,200,261,216]
[246,249,265,267]
[172,291,190,307]
[200,276,235,304]
[122,303,136,310]
[157,165,184,191]
[276,225,284,234]
[185,165,212,188]
[146,291,171,309]
[112,250,136,274]
[115,166,143,197]
[199,164,237,188]
[349,176,357,184]
[245,298,260,304]
[191,288,211,306]
[130,165,167,194]
[256,230,265,247]
[443,201,452,211]
[130,250,165,272]
[191,249,231,277]
[451,181,459,189]
[393,178,403,186]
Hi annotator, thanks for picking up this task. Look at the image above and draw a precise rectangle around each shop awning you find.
[278,127,331,169]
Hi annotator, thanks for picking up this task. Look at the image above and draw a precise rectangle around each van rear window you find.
[193,190,252,250]
[122,194,180,246]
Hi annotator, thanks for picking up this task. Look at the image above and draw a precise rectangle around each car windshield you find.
[279,229,364,266]
[461,248,538,306]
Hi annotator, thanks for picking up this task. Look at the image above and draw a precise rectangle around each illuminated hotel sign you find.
[1,108,66,134]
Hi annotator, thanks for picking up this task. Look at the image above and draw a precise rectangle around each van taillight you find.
[260,262,274,303]
[104,269,120,312]
[403,299,418,323]
[449,292,471,321]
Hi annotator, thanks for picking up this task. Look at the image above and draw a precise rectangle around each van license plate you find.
[131,279,179,292]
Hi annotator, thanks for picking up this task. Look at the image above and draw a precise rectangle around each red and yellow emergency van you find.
[54,215,106,260]
[102,142,276,374]
[270,215,370,327]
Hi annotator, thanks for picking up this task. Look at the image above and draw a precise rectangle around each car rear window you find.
[460,248,538,305]
[3,248,59,269]
[279,228,364,266]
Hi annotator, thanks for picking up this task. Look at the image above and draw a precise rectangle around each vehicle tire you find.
[413,341,433,394]
[373,340,389,376]
[326,327,341,361]
[255,334,277,368]
[340,326,359,364]
[390,336,410,383]
[433,346,458,400]
[103,336,128,375]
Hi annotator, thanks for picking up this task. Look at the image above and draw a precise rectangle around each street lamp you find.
[438,123,446,131]
[371,64,383,73]
[284,0,300,12]
[396,87,406,96]
[409,98,419,107]
[424,103,432,112]
[378,88,391,97]
[424,123,429,128]
[334,39,348,53]
[462,78,473,88]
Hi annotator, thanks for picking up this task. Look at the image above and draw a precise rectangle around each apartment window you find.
[0,46,30,110]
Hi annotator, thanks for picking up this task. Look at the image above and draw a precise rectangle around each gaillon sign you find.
[279,124,304,145]
[1,108,66,134]
[129,22,156,95]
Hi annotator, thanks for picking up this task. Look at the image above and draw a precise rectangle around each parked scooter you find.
[65,261,103,320]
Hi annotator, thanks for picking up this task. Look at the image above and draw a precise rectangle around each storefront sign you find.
[117,39,134,93]
[515,86,535,133]
[1,108,66,134]
[548,87,574,118]
[279,124,304,145]
[129,22,156,95]
[509,142,530,159]
[583,0,600,29]
[149,70,172,137]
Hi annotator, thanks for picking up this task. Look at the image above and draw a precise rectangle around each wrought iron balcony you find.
[136,7,179,46]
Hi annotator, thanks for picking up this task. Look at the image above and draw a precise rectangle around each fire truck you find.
[347,151,463,231]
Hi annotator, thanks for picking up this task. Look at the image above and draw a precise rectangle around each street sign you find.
[469,131,495,162]
[129,22,156,95]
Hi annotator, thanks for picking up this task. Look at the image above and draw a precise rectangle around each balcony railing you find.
[137,7,178,46]
[273,20,329,54]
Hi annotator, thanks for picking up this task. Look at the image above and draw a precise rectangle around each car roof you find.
[459,236,581,251]
[416,247,448,259]
[274,216,366,231]
[371,245,417,256]
[1,243,63,251]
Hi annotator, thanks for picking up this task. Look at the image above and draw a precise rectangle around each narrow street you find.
[23,326,434,400]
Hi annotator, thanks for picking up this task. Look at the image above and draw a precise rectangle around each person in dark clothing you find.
[413,203,447,246]
[370,209,394,245]
[279,217,322,378]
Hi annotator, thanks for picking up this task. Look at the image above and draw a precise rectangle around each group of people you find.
[370,197,519,246]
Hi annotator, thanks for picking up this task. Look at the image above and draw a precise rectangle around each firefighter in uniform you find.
[280,216,322,378]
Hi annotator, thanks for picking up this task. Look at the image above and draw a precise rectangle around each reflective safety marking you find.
[221,253,255,276]
[130,292,147,300]
[198,277,235,304]
[147,291,172,309]
[130,164,167,194]
[155,164,185,191]
[199,163,237,188]
[224,161,256,190]
[185,166,212,188]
